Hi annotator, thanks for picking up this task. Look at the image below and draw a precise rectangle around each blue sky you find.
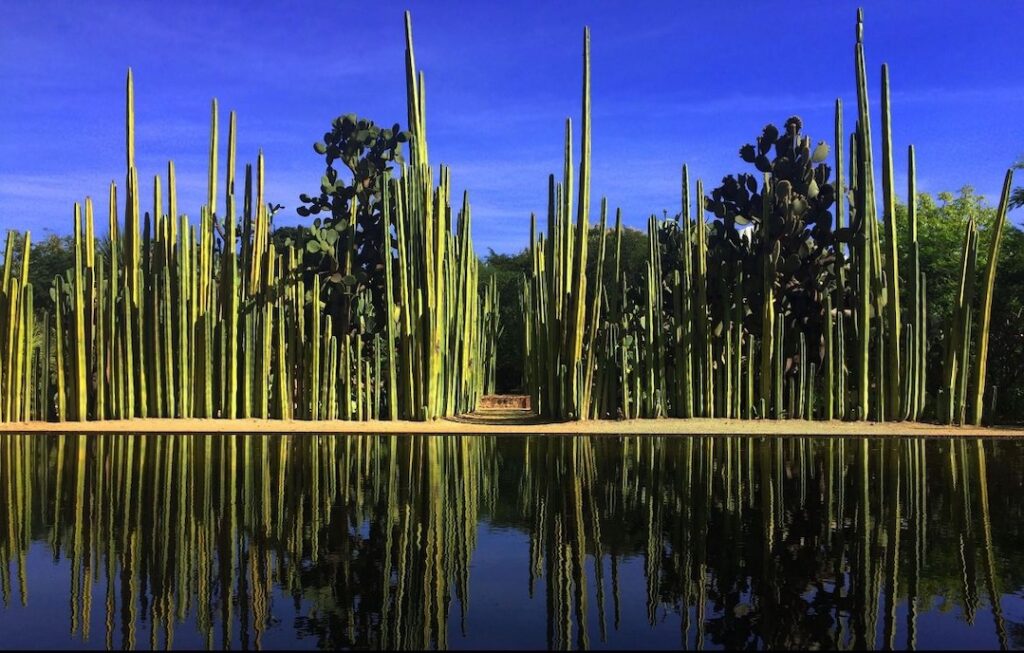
[2,1,1022,254]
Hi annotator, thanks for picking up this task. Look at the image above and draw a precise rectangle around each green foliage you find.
[1,13,498,424]
[896,188,1024,422]
[896,189,993,329]
[482,224,648,393]
[1011,157,1024,209]
[269,225,307,252]
[480,249,529,392]
[2,232,77,314]
[298,114,411,336]
[523,9,1016,425]
[587,224,648,307]
[705,116,840,345]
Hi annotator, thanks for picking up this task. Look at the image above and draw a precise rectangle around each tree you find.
[480,224,650,393]
[587,223,649,308]
[3,231,75,314]
[297,114,410,336]
[1012,157,1024,210]
[269,225,307,253]
[704,116,840,352]
[895,187,1024,422]
[479,249,530,392]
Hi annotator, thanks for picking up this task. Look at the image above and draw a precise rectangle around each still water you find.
[0,434,1021,650]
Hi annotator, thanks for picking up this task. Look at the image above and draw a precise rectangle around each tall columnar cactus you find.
[71,203,88,420]
[0,232,31,423]
[372,11,493,420]
[517,7,1016,425]
[832,98,849,421]
[6,12,497,425]
[880,63,901,420]
[679,166,694,418]
[853,9,875,421]
[758,176,777,417]
[4,8,1015,427]
[905,145,926,421]
[694,179,710,417]
[969,170,1015,425]
[581,199,608,415]
[524,26,593,420]
[940,217,978,424]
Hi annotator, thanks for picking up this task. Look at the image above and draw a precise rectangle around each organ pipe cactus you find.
[0,12,498,424]
[0,8,1014,427]
[969,170,1015,425]
[521,8,1015,426]
[523,27,593,420]
[851,13,873,421]
[880,63,901,420]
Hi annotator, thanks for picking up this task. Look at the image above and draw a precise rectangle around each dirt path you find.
[1,410,1021,437]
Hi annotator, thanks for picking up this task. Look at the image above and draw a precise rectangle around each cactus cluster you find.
[381,13,493,419]
[521,28,594,420]
[0,12,498,423]
[0,232,33,422]
[0,10,1014,425]
[525,10,1014,424]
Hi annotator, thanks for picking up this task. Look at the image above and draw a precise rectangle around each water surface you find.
[0,433,1022,649]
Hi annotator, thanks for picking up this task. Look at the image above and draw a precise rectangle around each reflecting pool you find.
[0,434,1021,649]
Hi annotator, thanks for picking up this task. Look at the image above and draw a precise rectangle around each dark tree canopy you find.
[704,116,840,350]
[297,114,410,335]
[481,225,651,393]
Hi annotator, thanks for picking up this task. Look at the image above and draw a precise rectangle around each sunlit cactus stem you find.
[969,169,1015,425]
[880,63,901,420]
[906,145,921,419]
[853,9,876,420]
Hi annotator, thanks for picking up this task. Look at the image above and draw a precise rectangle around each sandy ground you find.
[1,409,1021,437]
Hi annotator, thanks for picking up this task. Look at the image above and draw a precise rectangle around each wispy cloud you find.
[0,174,110,201]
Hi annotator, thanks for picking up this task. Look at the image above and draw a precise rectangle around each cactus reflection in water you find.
[0,433,496,649]
[0,433,1020,650]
